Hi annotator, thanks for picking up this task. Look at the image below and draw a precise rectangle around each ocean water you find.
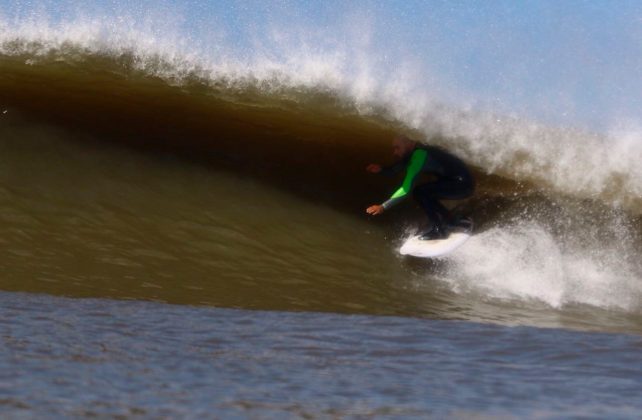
[2,292,642,418]
[1,1,641,417]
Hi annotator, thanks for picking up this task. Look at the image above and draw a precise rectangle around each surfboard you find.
[399,218,473,258]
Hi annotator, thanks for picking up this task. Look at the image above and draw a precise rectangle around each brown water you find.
[1,49,641,335]
[0,113,640,334]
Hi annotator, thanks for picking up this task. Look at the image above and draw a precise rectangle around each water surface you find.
[2,292,641,418]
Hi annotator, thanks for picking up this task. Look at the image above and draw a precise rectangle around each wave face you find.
[1,5,641,333]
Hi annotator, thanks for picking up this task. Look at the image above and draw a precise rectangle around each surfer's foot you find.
[419,226,449,240]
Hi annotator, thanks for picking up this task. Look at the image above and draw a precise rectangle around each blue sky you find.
[2,0,642,132]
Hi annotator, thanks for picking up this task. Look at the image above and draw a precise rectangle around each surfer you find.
[366,135,474,240]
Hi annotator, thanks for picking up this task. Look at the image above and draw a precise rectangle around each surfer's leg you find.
[413,177,473,238]
[437,176,474,225]
[413,185,449,238]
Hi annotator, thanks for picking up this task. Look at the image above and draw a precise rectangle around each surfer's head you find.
[392,135,416,158]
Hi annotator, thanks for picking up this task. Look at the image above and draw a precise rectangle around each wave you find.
[1,13,641,330]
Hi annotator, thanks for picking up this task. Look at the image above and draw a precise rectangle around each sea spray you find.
[442,220,642,311]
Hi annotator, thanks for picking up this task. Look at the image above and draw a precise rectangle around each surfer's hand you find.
[366,164,382,174]
[366,204,384,216]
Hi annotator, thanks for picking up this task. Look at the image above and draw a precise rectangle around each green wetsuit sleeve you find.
[382,149,427,210]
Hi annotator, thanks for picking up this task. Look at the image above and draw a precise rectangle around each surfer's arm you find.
[381,149,427,210]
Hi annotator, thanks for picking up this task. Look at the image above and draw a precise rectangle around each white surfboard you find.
[399,218,473,258]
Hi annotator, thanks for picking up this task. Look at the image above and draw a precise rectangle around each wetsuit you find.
[381,145,474,234]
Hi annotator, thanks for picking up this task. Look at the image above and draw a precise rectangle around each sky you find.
[2,0,642,132]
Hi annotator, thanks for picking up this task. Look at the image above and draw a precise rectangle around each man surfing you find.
[366,135,474,240]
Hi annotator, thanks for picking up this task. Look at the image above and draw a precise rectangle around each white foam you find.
[443,222,642,311]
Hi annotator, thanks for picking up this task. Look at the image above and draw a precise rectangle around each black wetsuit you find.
[381,145,474,232]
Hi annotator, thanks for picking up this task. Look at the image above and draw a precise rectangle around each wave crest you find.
[2,15,641,212]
